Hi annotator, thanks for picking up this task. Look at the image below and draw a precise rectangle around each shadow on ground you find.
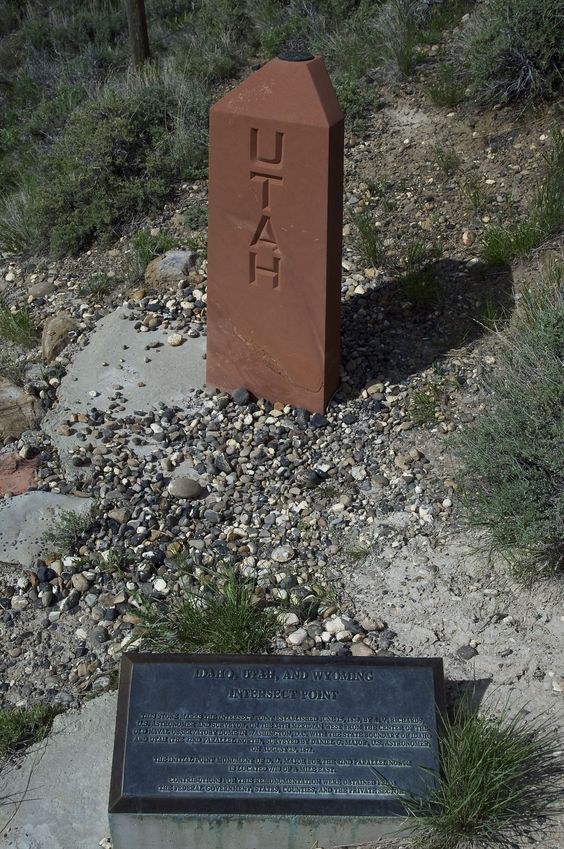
[340,259,514,393]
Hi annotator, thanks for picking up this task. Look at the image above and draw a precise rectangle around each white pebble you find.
[287,628,308,646]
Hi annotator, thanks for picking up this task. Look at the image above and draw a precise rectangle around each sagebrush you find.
[456,264,564,575]
[460,0,564,104]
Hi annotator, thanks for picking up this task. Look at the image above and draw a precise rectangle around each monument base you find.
[110,812,409,849]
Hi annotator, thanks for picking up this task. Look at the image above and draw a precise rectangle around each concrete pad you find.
[0,492,93,567]
[0,692,116,849]
[42,307,206,475]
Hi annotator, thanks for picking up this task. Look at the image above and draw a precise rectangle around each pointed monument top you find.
[211,56,343,128]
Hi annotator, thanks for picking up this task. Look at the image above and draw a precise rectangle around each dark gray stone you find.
[456,645,479,661]
[231,388,251,406]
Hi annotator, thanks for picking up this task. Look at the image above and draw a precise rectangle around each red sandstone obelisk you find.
[206,53,344,414]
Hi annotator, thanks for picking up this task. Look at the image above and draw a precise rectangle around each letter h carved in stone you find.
[249,128,284,288]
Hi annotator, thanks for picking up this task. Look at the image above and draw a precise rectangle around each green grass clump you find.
[460,0,564,105]
[42,508,93,557]
[426,61,467,107]
[406,700,563,849]
[132,564,279,654]
[352,209,388,268]
[456,264,564,575]
[481,131,564,265]
[480,224,539,266]
[432,145,461,175]
[81,272,113,302]
[460,177,493,216]
[376,0,424,78]
[0,299,36,346]
[131,228,176,279]
[0,187,40,254]
[0,350,26,385]
[0,704,59,760]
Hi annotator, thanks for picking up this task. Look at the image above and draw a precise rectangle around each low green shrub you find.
[42,508,93,556]
[183,203,208,230]
[432,145,461,175]
[460,0,564,104]
[456,264,564,574]
[172,0,251,82]
[9,69,210,256]
[406,699,564,848]
[420,0,473,44]
[426,61,467,106]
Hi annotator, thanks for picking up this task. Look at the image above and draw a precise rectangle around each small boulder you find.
[271,545,295,563]
[287,628,308,647]
[231,387,251,406]
[28,279,55,300]
[145,250,196,287]
[456,645,478,661]
[167,477,203,500]
[41,314,77,362]
[351,642,375,657]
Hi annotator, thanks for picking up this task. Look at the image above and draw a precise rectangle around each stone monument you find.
[109,653,445,849]
[206,54,344,414]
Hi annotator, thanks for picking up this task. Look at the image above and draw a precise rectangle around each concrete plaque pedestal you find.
[109,811,409,849]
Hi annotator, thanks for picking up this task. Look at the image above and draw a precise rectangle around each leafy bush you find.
[461,0,564,104]
[406,699,564,848]
[456,264,564,575]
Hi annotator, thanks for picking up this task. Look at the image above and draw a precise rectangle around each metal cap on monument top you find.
[206,55,344,414]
